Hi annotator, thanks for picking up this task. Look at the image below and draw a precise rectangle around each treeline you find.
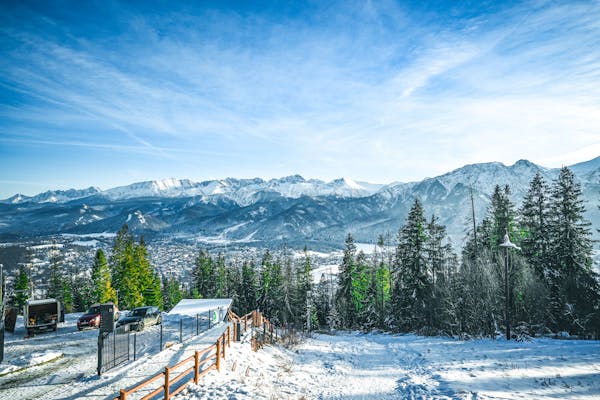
[331,166,600,338]
[6,166,598,339]
[10,225,166,313]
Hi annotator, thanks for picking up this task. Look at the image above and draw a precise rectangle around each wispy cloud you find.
[0,0,599,196]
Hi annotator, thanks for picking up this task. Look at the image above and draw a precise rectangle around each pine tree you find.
[192,249,215,298]
[296,247,314,329]
[424,214,452,332]
[336,233,357,328]
[352,251,370,326]
[239,259,257,314]
[11,265,29,310]
[392,198,429,332]
[489,185,517,251]
[162,276,183,312]
[547,166,597,333]
[520,173,551,277]
[214,253,227,298]
[258,250,284,324]
[91,249,116,304]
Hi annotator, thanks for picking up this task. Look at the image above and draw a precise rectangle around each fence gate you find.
[98,330,130,375]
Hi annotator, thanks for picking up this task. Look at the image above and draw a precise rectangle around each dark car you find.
[77,303,120,331]
[116,306,162,331]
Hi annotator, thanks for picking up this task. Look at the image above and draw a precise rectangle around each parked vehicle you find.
[24,299,61,335]
[116,306,162,331]
[77,303,120,331]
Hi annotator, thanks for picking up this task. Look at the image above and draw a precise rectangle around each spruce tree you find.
[12,265,29,311]
[162,276,183,312]
[239,259,257,314]
[192,249,215,298]
[91,249,116,304]
[392,198,428,332]
[520,172,551,277]
[296,247,314,329]
[547,167,597,333]
[336,233,357,328]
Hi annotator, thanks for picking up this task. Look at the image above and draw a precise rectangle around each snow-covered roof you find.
[26,298,59,306]
[167,299,232,317]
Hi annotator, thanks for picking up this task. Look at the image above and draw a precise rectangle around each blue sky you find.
[1,0,599,198]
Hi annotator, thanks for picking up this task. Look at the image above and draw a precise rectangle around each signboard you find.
[100,304,115,333]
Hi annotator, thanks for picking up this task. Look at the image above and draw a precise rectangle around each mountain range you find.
[1,157,598,250]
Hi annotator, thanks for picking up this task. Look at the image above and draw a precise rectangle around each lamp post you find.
[499,231,520,340]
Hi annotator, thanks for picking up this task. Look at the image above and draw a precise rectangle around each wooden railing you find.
[114,325,231,400]
[112,310,277,400]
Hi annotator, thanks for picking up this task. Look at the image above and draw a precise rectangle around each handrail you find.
[113,310,281,400]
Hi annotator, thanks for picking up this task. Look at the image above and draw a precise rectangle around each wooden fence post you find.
[233,322,237,342]
[164,367,170,399]
[119,389,127,400]
[222,334,226,359]
[194,350,200,384]
[227,326,231,347]
[216,338,221,372]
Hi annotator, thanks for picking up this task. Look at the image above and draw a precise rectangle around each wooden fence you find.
[112,310,268,400]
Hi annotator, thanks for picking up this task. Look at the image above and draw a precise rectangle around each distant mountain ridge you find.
[3,175,384,206]
[1,156,598,249]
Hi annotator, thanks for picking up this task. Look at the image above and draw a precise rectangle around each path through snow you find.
[179,332,600,400]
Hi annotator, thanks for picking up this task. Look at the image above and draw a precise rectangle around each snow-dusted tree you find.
[258,250,284,324]
[489,185,518,250]
[547,166,598,334]
[336,233,357,328]
[239,259,258,314]
[391,198,429,332]
[519,173,551,277]
[214,253,227,298]
[295,247,314,329]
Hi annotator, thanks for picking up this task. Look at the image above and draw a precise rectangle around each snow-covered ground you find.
[2,317,600,399]
[180,332,600,400]
[0,312,224,400]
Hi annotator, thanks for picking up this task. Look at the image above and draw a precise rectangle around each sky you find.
[1,0,599,198]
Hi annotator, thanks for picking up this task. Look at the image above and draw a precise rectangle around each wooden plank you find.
[140,386,164,400]
[197,363,216,380]
[170,366,194,386]
[170,355,194,371]
[125,372,165,394]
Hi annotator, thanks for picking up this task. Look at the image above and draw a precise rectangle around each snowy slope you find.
[2,316,600,400]
[180,332,600,400]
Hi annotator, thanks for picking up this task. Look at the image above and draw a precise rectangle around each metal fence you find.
[98,308,228,375]
[98,330,131,375]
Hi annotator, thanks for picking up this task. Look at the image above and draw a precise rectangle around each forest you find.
[7,166,599,338]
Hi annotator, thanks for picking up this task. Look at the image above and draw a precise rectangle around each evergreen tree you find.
[192,249,215,298]
[214,253,227,298]
[11,265,29,311]
[520,172,551,277]
[547,167,597,333]
[91,249,116,304]
[258,250,284,324]
[352,251,370,326]
[162,275,183,312]
[296,247,314,329]
[489,185,517,251]
[424,215,451,331]
[239,259,258,314]
[392,198,429,332]
[336,233,357,328]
